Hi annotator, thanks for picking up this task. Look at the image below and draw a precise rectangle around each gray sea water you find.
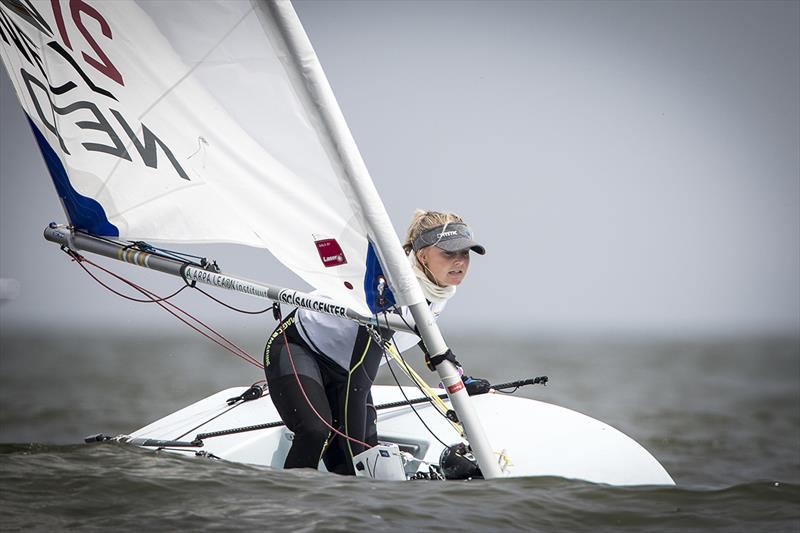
[1,329,798,532]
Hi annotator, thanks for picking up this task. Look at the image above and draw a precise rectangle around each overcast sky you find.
[1,0,798,337]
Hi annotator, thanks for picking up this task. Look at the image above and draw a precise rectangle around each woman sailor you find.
[263,210,487,474]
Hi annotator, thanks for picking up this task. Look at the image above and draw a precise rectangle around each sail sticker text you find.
[278,290,347,318]
[186,268,269,299]
[314,238,347,268]
[0,1,189,181]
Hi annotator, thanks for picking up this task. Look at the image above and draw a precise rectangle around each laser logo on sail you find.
[314,238,347,267]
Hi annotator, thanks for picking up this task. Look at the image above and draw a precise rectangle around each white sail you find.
[1,0,501,478]
[0,0,408,315]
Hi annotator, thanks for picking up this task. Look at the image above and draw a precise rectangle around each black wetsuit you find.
[263,310,391,475]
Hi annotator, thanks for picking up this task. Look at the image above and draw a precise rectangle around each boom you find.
[43,224,414,334]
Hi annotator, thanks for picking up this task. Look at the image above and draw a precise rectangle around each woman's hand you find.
[462,375,491,396]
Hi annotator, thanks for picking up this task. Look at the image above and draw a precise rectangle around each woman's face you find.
[417,246,470,287]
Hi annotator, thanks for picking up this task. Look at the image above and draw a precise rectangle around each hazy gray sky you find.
[1,0,798,337]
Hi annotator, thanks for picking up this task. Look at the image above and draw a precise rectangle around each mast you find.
[259,0,502,478]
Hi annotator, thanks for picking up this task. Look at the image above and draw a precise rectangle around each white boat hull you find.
[130,386,674,486]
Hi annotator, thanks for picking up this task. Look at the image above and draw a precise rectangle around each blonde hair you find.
[402,209,465,254]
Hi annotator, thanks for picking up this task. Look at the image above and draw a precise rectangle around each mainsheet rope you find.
[63,247,456,455]
[63,248,264,370]
[64,247,376,451]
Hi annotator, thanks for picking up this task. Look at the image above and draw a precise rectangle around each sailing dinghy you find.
[1,0,673,485]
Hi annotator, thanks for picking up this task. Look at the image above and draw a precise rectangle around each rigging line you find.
[379,311,437,398]
[383,342,449,418]
[157,300,261,368]
[67,251,263,369]
[280,326,373,450]
[68,252,189,303]
[126,241,207,263]
[157,301,264,369]
[382,336,451,417]
[170,400,245,444]
[396,310,416,337]
[192,285,274,315]
[146,292,263,368]
[384,311,465,434]
[388,348,456,427]
[376,312,453,449]
[140,284,264,369]
[392,310,454,409]
[125,242,205,265]
[102,263,261,369]
[381,345,452,450]
[75,231,207,266]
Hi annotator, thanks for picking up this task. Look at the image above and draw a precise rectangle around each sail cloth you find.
[0,0,424,315]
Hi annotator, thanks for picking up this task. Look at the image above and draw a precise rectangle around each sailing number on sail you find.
[0,0,189,181]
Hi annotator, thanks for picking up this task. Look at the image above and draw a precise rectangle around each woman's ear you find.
[416,249,426,266]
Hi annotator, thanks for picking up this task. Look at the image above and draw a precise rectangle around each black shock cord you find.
[381,310,447,416]
[392,310,458,420]
[394,310,463,417]
[375,310,453,450]
[191,285,275,315]
[64,246,269,315]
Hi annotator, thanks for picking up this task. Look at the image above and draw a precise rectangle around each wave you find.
[0,442,797,532]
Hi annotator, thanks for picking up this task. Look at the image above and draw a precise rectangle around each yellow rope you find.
[343,330,467,463]
[382,340,465,438]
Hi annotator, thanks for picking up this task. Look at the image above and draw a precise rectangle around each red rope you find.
[67,251,263,370]
[67,249,370,453]
[66,254,188,303]
[281,325,372,451]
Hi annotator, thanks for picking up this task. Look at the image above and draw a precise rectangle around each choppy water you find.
[1,330,798,531]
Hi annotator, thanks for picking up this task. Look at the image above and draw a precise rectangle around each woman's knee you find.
[292,418,330,447]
